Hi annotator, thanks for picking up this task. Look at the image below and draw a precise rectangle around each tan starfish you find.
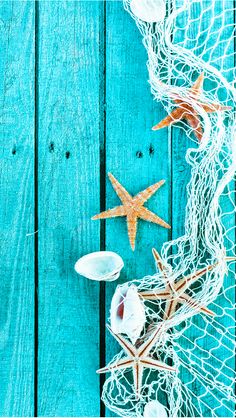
[139,248,218,319]
[92,173,170,251]
[152,73,231,141]
[137,251,236,345]
[97,323,175,398]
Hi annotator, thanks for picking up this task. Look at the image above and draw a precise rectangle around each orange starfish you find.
[139,248,217,319]
[97,323,175,398]
[92,173,170,251]
[152,73,231,141]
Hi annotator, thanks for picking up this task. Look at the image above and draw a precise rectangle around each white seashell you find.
[110,283,146,344]
[74,251,124,282]
[130,0,166,23]
[143,400,168,417]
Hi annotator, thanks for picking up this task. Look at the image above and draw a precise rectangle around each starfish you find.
[97,323,175,398]
[139,248,218,319]
[152,73,231,141]
[92,173,170,251]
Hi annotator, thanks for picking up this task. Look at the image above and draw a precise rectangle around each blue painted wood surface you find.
[0,2,35,416]
[105,2,170,415]
[0,1,234,417]
[173,2,235,417]
[36,2,101,416]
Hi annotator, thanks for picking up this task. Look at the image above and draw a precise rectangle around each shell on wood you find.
[130,0,166,23]
[143,400,168,417]
[110,283,146,344]
[74,251,124,282]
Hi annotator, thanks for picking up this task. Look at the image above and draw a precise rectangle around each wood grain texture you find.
[37,2,101,416]
[104,2,170,415]
[172,1,235,417]
[0,2,35,416]
[0,1,234,416]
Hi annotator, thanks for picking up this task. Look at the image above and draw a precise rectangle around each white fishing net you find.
[100,1,236,416]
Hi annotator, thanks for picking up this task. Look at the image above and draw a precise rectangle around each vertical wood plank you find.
[37,2,101,415]
[105,2,170,415]
[0,2,35,416]
[172,1,235,416]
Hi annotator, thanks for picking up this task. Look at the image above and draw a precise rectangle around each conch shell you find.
[130,0,166,23]
[110,283,145,344]
[74,251,124,282]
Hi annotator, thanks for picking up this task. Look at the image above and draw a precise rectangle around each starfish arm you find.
[97,357,133,374]
[202,103,232,113]
[108,172,132,205]
[152,248,168,278]
[127,213,138,251]
[152,108,184,131]
[106,324,136,357]
[133,180,165,206]
[198,305,215,317]
[138,323,165,358]
[175,264,217,293]
[190,73,204,96]
[164,299,179,320]
[180,293,215,317]
[225,256,236,262]
[92,205,126,220]
[138,207,171,229]
[139,289,171,300]
[133,362,143,398]
[141,358,175,372]
[185,112,203,141]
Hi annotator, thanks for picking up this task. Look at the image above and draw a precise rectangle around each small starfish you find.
[152,73,231,141]
[97,323,175,398]
[92,173,170,251]
[139,248,217,319]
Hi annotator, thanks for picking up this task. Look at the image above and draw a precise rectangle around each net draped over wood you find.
[101,1,236,416]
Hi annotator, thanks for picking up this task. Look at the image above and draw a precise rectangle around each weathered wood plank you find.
[37,2,101,415]
[0,2,35,416]
[172,1,235,416]
[105,2,170,415]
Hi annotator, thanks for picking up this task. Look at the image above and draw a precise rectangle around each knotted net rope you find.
[101,1,236,416]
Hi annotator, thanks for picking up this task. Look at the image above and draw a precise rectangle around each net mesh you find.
[101,1,236,416]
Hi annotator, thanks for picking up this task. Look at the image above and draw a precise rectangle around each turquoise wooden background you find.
[0,1,233,417]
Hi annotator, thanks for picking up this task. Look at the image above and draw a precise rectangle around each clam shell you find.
[74,251,124,282]
[130,0,166,23]
[110,283,146,344]
[143,400,168,417]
